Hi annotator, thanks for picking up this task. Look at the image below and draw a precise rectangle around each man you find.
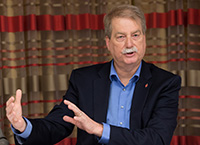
[6,5,181,145]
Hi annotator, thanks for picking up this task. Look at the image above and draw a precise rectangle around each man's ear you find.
[105,36,110,51]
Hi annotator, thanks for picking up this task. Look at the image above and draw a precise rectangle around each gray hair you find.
[104,5,146,38]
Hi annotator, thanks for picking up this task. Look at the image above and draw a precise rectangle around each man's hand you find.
[6,89,26,132]
[63,100,103,137]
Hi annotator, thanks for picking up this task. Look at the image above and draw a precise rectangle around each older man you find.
[6,5,181,145]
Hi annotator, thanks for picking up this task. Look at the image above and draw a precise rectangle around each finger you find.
[6,102,14,116]
[6,96,15,107]
[64,100,80,115]
[15,89,22,105]
[64,100,74,107]
[63,116,76,125]
[6,97,15,116]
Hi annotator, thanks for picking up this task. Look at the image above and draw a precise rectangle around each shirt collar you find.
[109,60,142,83]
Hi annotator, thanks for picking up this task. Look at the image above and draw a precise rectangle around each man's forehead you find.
[111,17,142,28]
[111,19,142,33]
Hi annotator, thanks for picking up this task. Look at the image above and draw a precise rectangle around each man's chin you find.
[124,58,139,65]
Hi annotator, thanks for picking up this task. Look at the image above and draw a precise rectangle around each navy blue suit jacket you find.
[15,60,181,145]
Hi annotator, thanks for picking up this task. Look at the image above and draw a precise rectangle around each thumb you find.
[15,89,22,104]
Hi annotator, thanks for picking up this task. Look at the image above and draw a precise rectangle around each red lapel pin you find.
[145,83,148,88]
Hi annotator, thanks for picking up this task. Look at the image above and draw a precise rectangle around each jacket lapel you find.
[93,62,111,123]
[130,61,152,129]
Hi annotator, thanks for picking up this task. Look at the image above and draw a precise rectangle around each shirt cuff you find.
[11,117,32,139]
[98,123,110,144]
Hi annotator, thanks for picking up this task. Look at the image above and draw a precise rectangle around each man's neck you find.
[113,62,141,86]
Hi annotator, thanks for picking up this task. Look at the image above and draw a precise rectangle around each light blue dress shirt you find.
[12,61,142,144]
[99,60,141,144]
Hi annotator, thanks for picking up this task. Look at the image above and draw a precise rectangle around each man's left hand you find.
[63,100,103,137]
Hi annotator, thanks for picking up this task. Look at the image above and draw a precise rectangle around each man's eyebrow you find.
[115,32,125,35]
[114,30,142,36]
[132,30,141,34]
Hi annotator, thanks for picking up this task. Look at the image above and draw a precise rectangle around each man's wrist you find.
[11,117,33,139]
[93,122,103,137]
[19,117,27,132]
[11,117,27,133]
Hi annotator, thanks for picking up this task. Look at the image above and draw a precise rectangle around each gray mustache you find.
[122,46,138,54]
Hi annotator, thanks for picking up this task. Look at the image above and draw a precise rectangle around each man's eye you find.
[118,36,125,38]
[132,34,139,37]
[132,33,141,40]
[116,36,125,41]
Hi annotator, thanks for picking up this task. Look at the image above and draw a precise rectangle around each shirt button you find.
[123,88,126,91]
[120,122,123,125]
[121,106,124,109]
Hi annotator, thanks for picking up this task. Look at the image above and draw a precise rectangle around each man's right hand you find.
[6,89,26,132]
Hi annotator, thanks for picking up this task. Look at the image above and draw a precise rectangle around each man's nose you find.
[125,37,134,48]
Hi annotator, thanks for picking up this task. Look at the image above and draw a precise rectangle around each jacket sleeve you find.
[108,75,181,145]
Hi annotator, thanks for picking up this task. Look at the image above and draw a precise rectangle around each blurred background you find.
[0,0,199,144]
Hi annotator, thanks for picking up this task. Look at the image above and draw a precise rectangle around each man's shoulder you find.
[142,61,181,98]
[142,61,180,80]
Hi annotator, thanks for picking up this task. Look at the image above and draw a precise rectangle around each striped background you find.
[0,0,199,144]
